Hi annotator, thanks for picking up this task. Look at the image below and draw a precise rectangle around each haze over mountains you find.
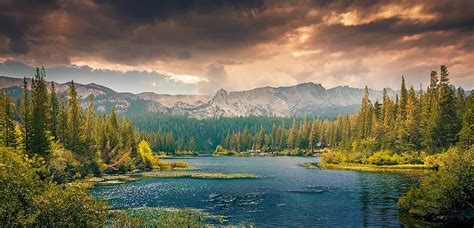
[1,75,396,118]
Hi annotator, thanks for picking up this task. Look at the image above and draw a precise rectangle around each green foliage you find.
[30,68,51,156]
[213,145,238,156]
[398,147,474,221]
[322,150,426,166]
[367,151,403,165]
[458,94,474,150]
[137,140,158,170]
[48,143,81,183]
[0,146,108,226]
[110,207,223,227]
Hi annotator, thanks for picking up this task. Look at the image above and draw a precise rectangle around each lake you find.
[91,156,423,226]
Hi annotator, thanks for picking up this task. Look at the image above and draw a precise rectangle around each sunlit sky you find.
[0,0,472,94]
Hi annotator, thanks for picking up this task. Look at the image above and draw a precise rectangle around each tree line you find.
[212,65,472,154]
[0,68,156,180]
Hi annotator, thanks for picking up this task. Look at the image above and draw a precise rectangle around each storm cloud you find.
[0,0,472,93]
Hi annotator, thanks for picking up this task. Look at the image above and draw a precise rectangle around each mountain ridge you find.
[1,75,397,118]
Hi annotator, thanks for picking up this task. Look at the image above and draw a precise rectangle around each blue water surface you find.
[91,156,421,227]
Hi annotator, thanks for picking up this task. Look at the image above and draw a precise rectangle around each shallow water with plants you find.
[91,156,426,226]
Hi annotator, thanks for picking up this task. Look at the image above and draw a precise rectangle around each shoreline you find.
[320,162,433,173]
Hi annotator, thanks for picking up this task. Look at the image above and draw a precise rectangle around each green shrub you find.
[48,146,81,183]
[0,146,108,226]
[398,147,474,221]
[423,152,450,170]
[367,151,402,165]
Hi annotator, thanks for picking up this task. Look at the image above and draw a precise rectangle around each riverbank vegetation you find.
[0,69,190,225]
[1,66,472,224]
[141,171,258,179]
[398,148,473,223]
[314,66,473,222]
[109,207,225,227]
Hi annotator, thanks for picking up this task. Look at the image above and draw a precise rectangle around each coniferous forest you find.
[0,66,472,225]
[1,1,472,226]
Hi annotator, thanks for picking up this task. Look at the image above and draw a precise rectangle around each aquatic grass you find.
[299,162,320,169]
[142,172,259,179]
[109,207,225,227]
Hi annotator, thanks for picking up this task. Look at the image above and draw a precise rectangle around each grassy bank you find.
[319,162,433,173]
[109,207,225,227]
[140,172,259,179]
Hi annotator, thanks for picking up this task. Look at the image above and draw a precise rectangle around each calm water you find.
[91,156,422,227]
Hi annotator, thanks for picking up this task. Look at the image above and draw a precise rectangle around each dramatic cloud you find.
[0,0,472,93]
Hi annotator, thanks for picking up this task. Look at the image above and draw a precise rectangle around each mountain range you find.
[0,75,397,118]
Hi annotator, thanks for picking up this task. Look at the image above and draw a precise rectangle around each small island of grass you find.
[140,172,259,179]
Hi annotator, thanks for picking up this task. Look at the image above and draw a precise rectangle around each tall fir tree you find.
[49,82,59,139]
[84,95,95,158]
[66,80,86,154]
[458,94,473,149]
[434,65,461,148]
[30,68,51,156]
[20,77,31,153]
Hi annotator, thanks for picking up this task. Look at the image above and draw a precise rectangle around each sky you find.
[0,0,472,94]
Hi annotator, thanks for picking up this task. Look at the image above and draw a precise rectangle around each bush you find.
[213,145,238,156]
[398,147,474,222]
[48,146,81,183]
[367,151,402,165]
[137,140,159,170]
[0,146,109,226]
[32,182,109,226]
[423,152,450,170]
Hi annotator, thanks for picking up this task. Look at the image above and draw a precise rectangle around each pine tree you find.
[84,95,95,158]
[423,71,440,151]
[66,80,85,154]
[189,136,196,152]
[30,68,51,156]
[49,82,59,139]
[458,94,473,149]
[405,86,421,150]
[287,119,298,149]
[398,76,408,122]
[308,120,318,152]
[434,65,461,148]
[58,98,68,143]
[356,86,373,139]
[20,77,31,153]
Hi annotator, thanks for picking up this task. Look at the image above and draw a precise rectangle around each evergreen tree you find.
[30,68,51,156]
[308,120,318,152]
[423,71,440,151]
[58,98,68,143]
[405,86,421,150]
[398,76,408,121]
[66,81,85,154]
[458,94,473,149]
[189,136,196,152]
[20,77,31,153]
[49,82,59,139]
[434,65,461,148]
[356,86,373,139]
[84,95,95,158]
[287,119,298,149]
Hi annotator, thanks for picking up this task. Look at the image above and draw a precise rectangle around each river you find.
[91,156,424,226]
